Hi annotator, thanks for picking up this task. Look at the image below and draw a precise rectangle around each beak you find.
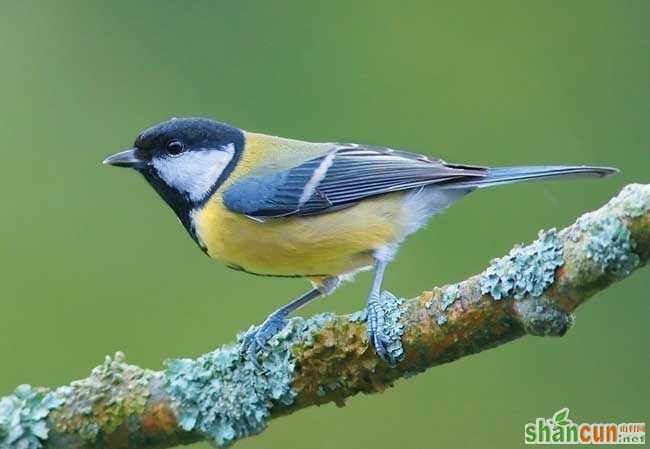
[103,148,146,169]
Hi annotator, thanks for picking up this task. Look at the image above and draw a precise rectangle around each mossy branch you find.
[1,184,649,449]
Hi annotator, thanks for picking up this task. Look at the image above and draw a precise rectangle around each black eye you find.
[166,139,184,156]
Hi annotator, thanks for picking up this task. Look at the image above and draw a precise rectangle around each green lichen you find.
[514,297,575,336]
[440,284,461,310]
[299,313,336,347]
[49,352,155,443]
[347,309,367,323]
[0,385,63,449]
[479,228,564,300]
[570,215,640,277]
[609,184,648,218]
[432,284,461,326]
[164,314,335,447]
[567,185,646,278]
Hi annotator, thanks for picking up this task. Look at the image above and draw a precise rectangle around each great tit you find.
[104,117,616,365]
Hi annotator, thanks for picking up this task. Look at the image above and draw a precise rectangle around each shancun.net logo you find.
[524,408,645,445]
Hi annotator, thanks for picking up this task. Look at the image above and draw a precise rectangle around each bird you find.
[103,117,617,366]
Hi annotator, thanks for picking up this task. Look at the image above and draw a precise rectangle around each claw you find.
[366,293,391,362]
[246,340,265,371]
[368,328,389,361]
[241,312,288,370]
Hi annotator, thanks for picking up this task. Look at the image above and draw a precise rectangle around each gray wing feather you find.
[223,145,486,217]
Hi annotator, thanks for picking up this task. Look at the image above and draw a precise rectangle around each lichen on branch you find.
[1,183,648,449]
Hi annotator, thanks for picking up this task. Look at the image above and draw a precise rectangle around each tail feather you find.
[444,165,618,189]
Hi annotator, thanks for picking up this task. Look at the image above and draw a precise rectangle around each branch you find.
[1,184,648,449]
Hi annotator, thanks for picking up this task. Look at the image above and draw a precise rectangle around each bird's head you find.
[104,117,244,213]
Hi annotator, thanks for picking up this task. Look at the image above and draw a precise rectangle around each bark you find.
[1,184,648,449]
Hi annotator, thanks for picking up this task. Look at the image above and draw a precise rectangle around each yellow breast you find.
[190,131,406,277]
[193,192,403,277]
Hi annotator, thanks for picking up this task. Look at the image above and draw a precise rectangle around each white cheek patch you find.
[153,143,235,202]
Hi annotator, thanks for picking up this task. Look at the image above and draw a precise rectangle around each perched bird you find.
[104,117,616,365]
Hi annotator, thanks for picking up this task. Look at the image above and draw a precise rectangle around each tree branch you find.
[1,184,648,449]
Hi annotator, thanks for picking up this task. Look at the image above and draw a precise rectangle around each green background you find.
[1,2,648,448]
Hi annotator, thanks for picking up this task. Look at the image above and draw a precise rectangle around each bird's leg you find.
[243,277,339,369]
[366,258,391,361]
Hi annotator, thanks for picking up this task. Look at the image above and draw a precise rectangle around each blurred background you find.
[1,1,648,448]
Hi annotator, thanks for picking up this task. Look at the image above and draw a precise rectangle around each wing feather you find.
[223,145,486,217]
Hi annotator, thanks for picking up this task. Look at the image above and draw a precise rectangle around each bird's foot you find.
[366,291,390,361]
[242,310,288,370]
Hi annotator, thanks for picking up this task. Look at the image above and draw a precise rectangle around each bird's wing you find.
[222,144,487,217]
